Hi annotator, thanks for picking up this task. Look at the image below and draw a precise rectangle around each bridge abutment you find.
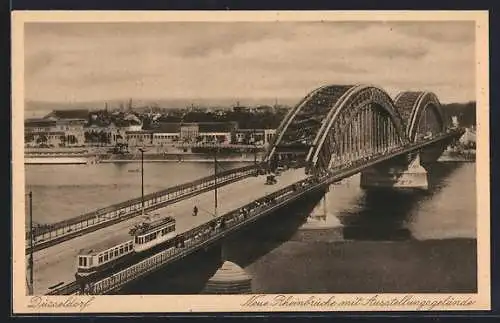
[360,155,429,190]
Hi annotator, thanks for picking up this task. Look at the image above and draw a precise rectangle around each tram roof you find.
[133,216,176,236]
[78,234,133,256]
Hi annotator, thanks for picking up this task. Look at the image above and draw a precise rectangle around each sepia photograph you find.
[11,11,490,313]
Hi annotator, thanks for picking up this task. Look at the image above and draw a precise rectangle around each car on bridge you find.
[266,174,277,185]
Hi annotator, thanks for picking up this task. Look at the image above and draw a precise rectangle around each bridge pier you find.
[360,155,429,190]
[301,186,342,230]
[202,244,252,294]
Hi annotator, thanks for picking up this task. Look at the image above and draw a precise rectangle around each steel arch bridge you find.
[264,84,448,173]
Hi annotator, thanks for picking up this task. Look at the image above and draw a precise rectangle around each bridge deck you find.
[33,168,307,295]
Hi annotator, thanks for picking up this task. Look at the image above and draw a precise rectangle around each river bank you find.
[438,149,476,163]
[24,148,265,164]
[99,152,264,163]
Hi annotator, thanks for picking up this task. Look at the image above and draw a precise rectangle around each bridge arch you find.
[394,91,445,142]
[265,84,354,162]
[307,85,409,172]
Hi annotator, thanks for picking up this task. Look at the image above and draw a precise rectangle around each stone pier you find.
[360,155,429,190]
[201,261,252,294]
[296,187,344,242]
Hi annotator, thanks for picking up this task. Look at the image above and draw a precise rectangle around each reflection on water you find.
[322,162,475,241]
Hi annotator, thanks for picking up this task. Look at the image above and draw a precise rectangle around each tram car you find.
[76,216,176,278]
[131,216,177,252]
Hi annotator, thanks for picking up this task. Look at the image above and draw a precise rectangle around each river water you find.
[25,161,477,293]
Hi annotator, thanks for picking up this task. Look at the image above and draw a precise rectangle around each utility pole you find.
[253,128,257,167]
[139,148,145,215]
[27,191,34,295]
[214,148,218,217]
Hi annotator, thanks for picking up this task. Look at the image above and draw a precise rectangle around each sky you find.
[24,21,476,105]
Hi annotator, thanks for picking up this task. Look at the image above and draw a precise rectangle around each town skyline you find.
[25,21,476,105]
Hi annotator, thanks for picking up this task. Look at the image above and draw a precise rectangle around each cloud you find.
[393,21,476,43]
[24,50,54,77]
[24,21,476,104]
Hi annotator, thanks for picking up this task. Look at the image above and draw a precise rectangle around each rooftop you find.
[198,122,238,133]
[150,122,182,133]
[25,119,57,128]
[44,109,89,120]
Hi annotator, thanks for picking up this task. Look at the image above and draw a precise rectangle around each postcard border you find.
[10,10,491,314]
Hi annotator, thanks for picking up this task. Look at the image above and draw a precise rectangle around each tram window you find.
[114,249,119,257]
[82,257,87,267]
[124,245,128,252]
[78,257,83,267]
[120,246,124,254]
[104,253,108,261]
[99,256,103,263]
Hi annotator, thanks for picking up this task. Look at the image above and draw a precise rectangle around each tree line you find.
[441,101,476,127]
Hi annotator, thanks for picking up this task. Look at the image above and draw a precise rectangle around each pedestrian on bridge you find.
[193,206,198,217]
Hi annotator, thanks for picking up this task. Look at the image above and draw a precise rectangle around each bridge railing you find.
[28,163,263,251]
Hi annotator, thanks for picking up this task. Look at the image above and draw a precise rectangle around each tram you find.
[75,216,176,279]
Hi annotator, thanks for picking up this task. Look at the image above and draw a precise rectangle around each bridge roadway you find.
[34,167,307,295]
[28,164,258,253]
